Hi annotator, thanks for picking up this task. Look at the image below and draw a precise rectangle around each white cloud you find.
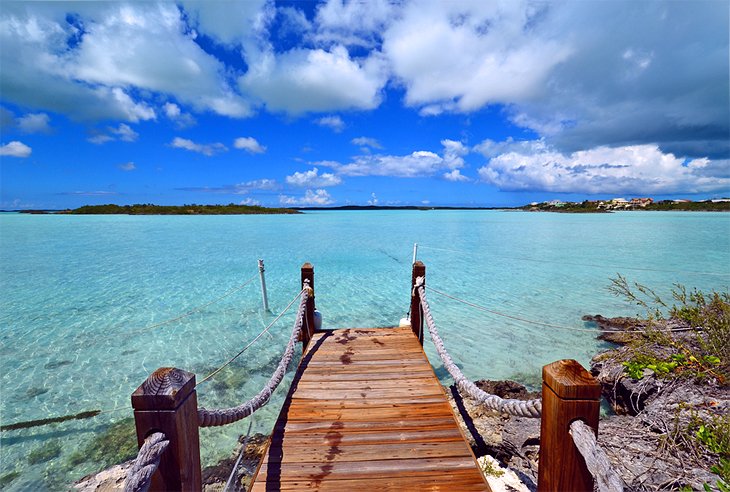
[163,102,196,128]
[17,113,51,134]
[382,2,572,112]
[443,169,469,182]
[181,0,270,46]
[88,123,138,144]
[233,136,266,154]
[315,115,345,132]
[240,45,387,114]
[351,136,382,149]
[321,140,466,178]
[280,189,333,206]
[179,178,278,194]
[0,141,31,157]
[239,197,262,206]
[170,137,227,156]
[314,0,395,47]
[477,141,730,194]
[286,168,342,187]
[118,162,136,171]
[0,4,249,122]
[367,192,378,205]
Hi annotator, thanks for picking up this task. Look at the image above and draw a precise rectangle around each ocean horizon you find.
[1,210,729,490]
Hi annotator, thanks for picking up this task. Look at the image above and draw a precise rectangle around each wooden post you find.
[131,367,201,491]
[410,261,426,344]
[538,359,601,492]
[301,263,315,348]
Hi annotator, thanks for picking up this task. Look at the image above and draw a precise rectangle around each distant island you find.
[522,197,730,213]
[22,204,301,215]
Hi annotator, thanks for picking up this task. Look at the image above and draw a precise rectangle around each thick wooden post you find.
[410,261,426,344]
[301,263,315,348]
[131,367,201,491]
[538,359,601,492]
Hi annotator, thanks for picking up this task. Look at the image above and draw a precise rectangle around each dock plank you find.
[249,327,489,491]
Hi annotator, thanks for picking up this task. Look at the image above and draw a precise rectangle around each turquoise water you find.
[1,210,729,489]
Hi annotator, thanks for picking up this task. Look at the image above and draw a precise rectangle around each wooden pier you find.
[130,261,605,492]
[250,327,489,491]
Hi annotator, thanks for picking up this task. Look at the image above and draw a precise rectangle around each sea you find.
[1,210,728,490]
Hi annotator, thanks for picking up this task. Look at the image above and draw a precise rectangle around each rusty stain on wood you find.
[249,326,490,491]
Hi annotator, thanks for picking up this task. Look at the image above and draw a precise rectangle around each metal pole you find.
[412,243,418,265]
[258,259,269,312]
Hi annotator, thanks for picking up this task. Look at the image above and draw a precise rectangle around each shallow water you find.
[1,210,728,489]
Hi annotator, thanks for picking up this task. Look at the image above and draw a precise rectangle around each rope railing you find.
[569,420,625,492]
[197,283,310,427]
[415,277,543,418]
[124,432,170,492]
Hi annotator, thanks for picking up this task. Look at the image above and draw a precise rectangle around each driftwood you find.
[569,420,625,492]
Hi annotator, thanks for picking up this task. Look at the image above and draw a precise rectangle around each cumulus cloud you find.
[382,2,572,112]
[88,123,138,144]
[443,169,469,182]
[233,136,266,154]
[163,102,196,128]
[314,0,395,47]
[0,140,31,157]
[321,139,465,178]
[315,115,345,132]
[170,137,227,156]
[351,136,382,149]
[0,3,248,122]
[476,140,730,194]
[179,179,278,194]
[118,162,136,171]
[367,192,378,205]
[286,168,342,187]
[280,188,333,206]
[17,113,51,134]
[240,45,387,114]
[239,197,262,206]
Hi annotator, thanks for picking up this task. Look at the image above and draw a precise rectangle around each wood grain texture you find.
[249,327,489,491]
[538,360,601,492]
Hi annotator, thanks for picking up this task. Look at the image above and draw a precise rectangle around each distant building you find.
[547,200,566,207]
[630,197,653,207]
[673,199,692,203]
[711,198,730,203]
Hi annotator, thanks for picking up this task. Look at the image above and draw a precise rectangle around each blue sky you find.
[1,1,728,209]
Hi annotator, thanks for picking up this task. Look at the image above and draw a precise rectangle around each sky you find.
[0,0,728,209]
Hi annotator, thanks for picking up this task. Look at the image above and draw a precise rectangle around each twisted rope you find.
[197,285,309,427]
[570,420,625,492]
[124,432,169,492]
[416,278,542,418]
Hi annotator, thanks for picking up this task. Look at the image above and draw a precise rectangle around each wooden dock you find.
[249,326,490,491]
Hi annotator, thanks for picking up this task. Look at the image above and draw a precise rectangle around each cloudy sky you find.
[0,0,728,209]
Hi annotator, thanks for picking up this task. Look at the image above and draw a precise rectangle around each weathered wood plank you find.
[249,327,489,491]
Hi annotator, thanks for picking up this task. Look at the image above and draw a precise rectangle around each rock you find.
[74,461,132,491]
[74,433,270,492]
[444,381,539,490]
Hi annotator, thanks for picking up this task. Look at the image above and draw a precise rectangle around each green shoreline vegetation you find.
[48,203,300,215]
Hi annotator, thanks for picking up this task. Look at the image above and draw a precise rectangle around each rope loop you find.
[197,287,309,427]
[416,283,543,418]
[124,432,169,492]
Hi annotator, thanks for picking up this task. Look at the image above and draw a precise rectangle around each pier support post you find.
[410,261,426,345]
[131,367,201,491]
[538,359,601,492]
[301,263,315,348]
[258,259,270,312]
